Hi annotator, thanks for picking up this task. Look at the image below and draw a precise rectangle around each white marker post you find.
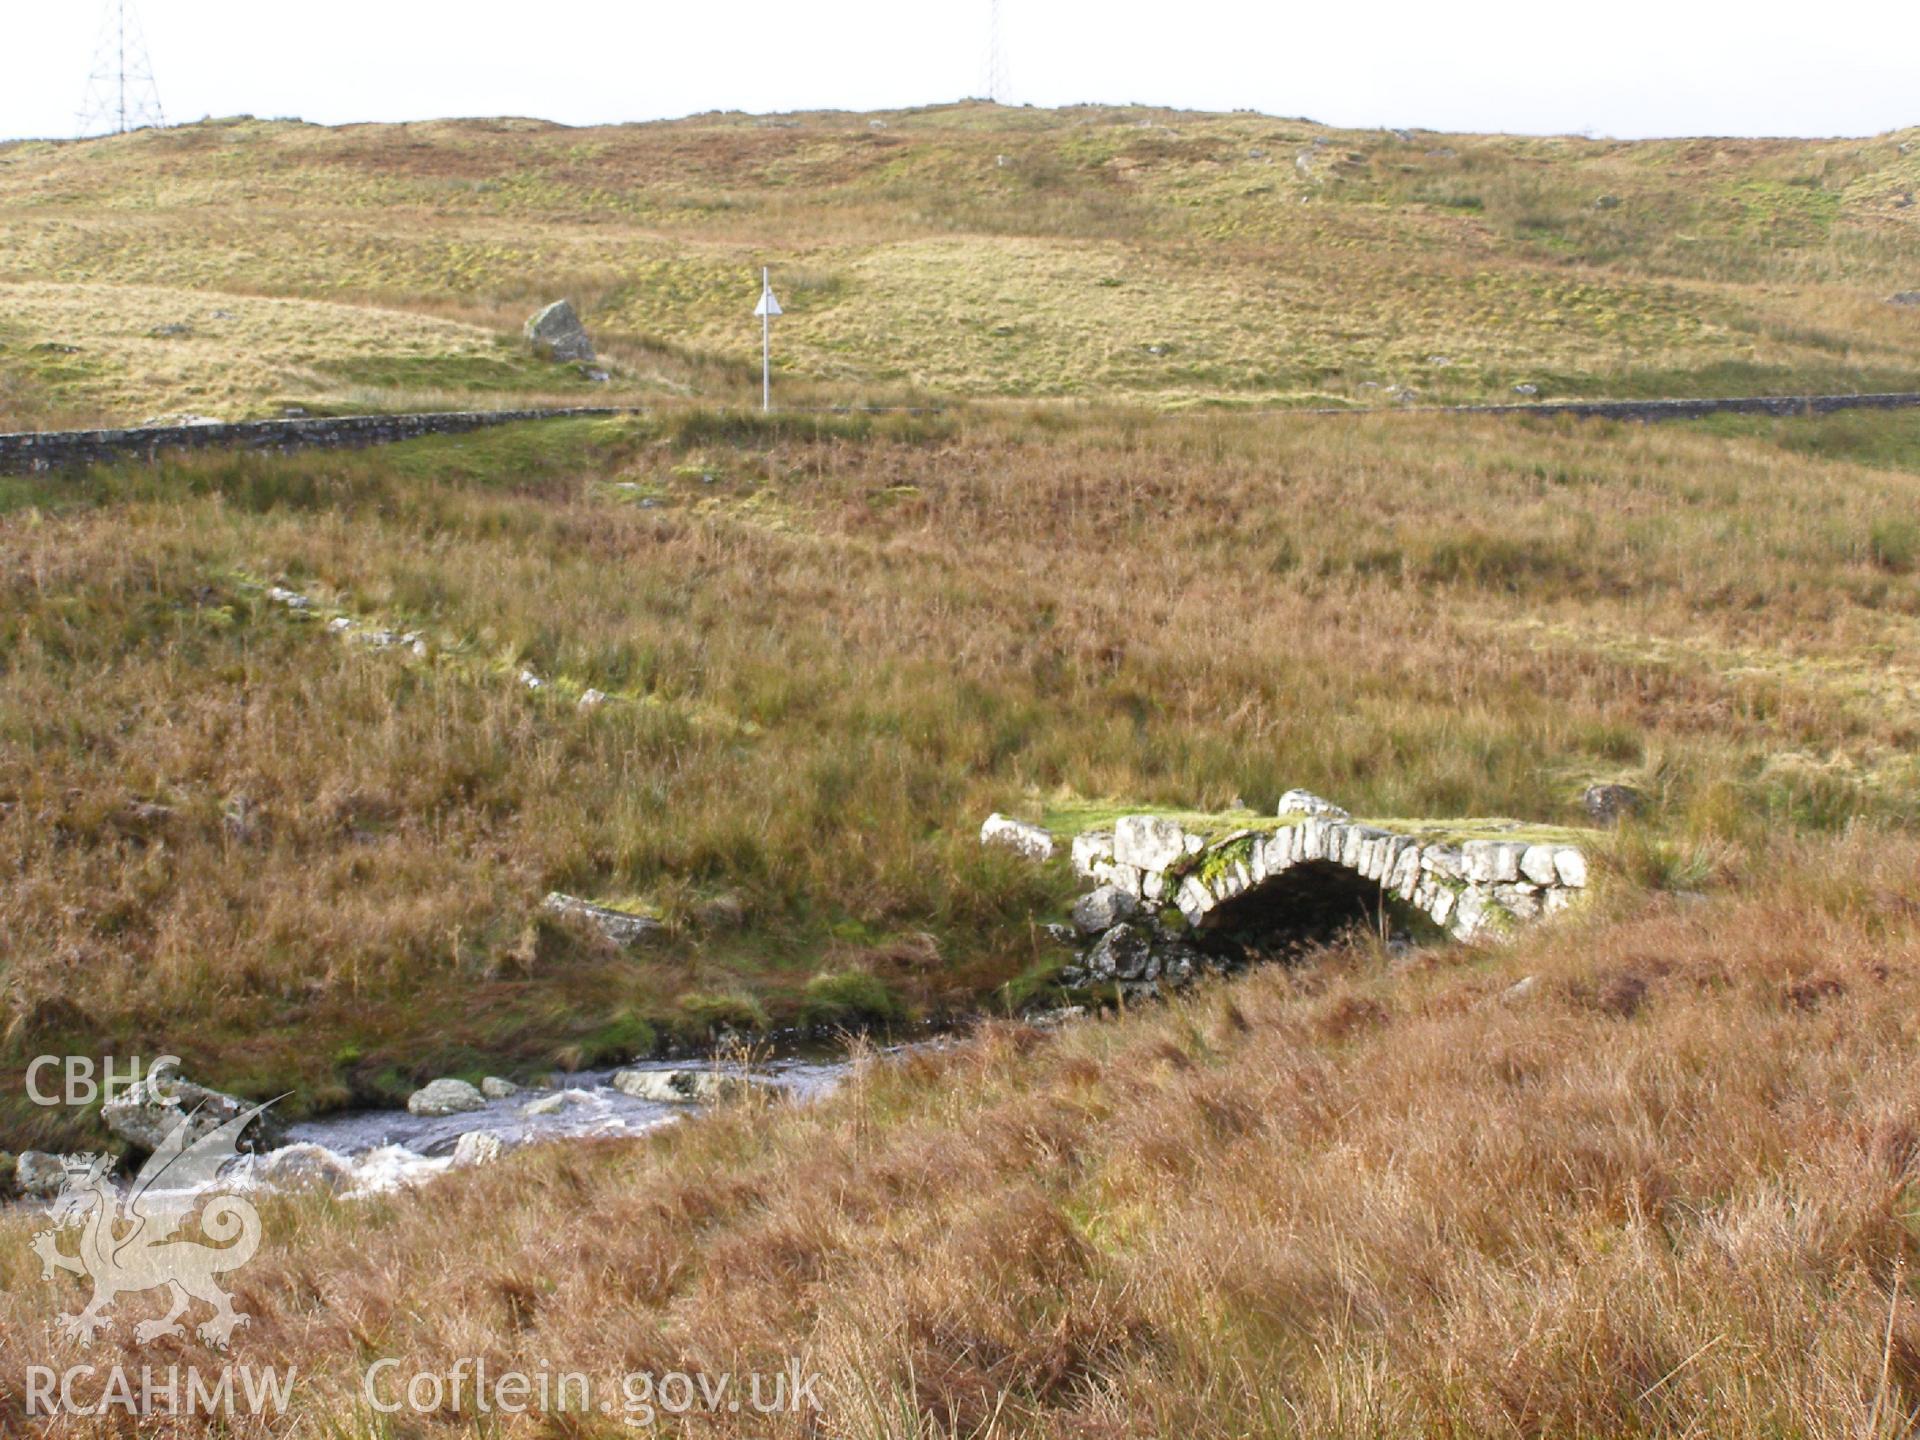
[754,267,783,413]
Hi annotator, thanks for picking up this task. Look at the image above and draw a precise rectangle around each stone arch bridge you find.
[982,796,1591,994]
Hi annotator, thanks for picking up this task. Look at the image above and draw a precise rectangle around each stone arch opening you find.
[1048,811,1591,993]
[1191,860,1400,961]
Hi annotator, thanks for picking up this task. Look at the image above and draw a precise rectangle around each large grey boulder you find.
[1277,790,1350,821]
[1494,883,1544,920]
[524,300,596,363]
[610,1068,759,1104]
[1890,291,1920,307]
[101,1063,286,1156]
[521,1089,595,1118]
[980,814,1055,862]
[1084,923,1153,982]
[406,1078,487,1118]
[16,1152,71,1199]
[480,1076,520,1100]
[1155,941,1211,988]
[259,1143,354,1194]
[1582,783,1642,825]
[541,893,665,948]
[452,1131,505,1167]
[1421,844,1466,881]
[1072,884,1139,935]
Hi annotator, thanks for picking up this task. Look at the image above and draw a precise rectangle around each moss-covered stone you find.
[1196,834,1257,888]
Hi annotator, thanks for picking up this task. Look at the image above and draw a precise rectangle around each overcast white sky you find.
[3,0,1915,144]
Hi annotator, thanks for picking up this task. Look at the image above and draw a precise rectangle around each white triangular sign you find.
[754,287,782,318]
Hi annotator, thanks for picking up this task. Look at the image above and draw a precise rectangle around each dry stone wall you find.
[1403,392,1920,424]
[0,407,615,476]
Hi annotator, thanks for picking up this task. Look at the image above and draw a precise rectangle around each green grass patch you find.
[678,991,773,1037]
[802,971,905,1028]
[1691,410,1920,479]
[313,342,599,395]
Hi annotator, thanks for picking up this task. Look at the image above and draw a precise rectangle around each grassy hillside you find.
[2,104,1919,425]
[4,404,1919,1147]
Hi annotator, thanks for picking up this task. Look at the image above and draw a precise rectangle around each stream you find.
[8,1052,878,1209]
[268,1054,864,1195]
[288,1052,860,1190]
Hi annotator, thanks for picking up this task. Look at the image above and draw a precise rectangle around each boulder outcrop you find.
[406,1078,487,1118]
[980,813,1055,861]
[452,1131,505,1167]
[610,1068,760,1104]
[524,300,596,363]
[541,892,665,947]
[15,1151,70,1199]
[101,1062,286,1155]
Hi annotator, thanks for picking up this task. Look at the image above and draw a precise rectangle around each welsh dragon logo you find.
[30,1100,276,1348]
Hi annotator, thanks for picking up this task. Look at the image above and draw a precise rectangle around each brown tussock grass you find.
[7,831,1920,1435]
[3,405,1919,1133]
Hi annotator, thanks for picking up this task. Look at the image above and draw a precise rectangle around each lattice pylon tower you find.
[77,0,167,137]
[986,0,1009,104]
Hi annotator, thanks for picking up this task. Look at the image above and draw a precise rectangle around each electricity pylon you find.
[78,0,167,137]
[987,0,1009,104]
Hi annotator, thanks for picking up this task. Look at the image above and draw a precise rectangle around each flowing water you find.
[10,1052,877,1208]
[276,1055,860,1193]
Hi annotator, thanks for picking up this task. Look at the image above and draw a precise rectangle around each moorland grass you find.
[3,105,1918,423]
[3,404,1918,1148]
[6,102,1920,1440]
[7,830,1920,1435]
